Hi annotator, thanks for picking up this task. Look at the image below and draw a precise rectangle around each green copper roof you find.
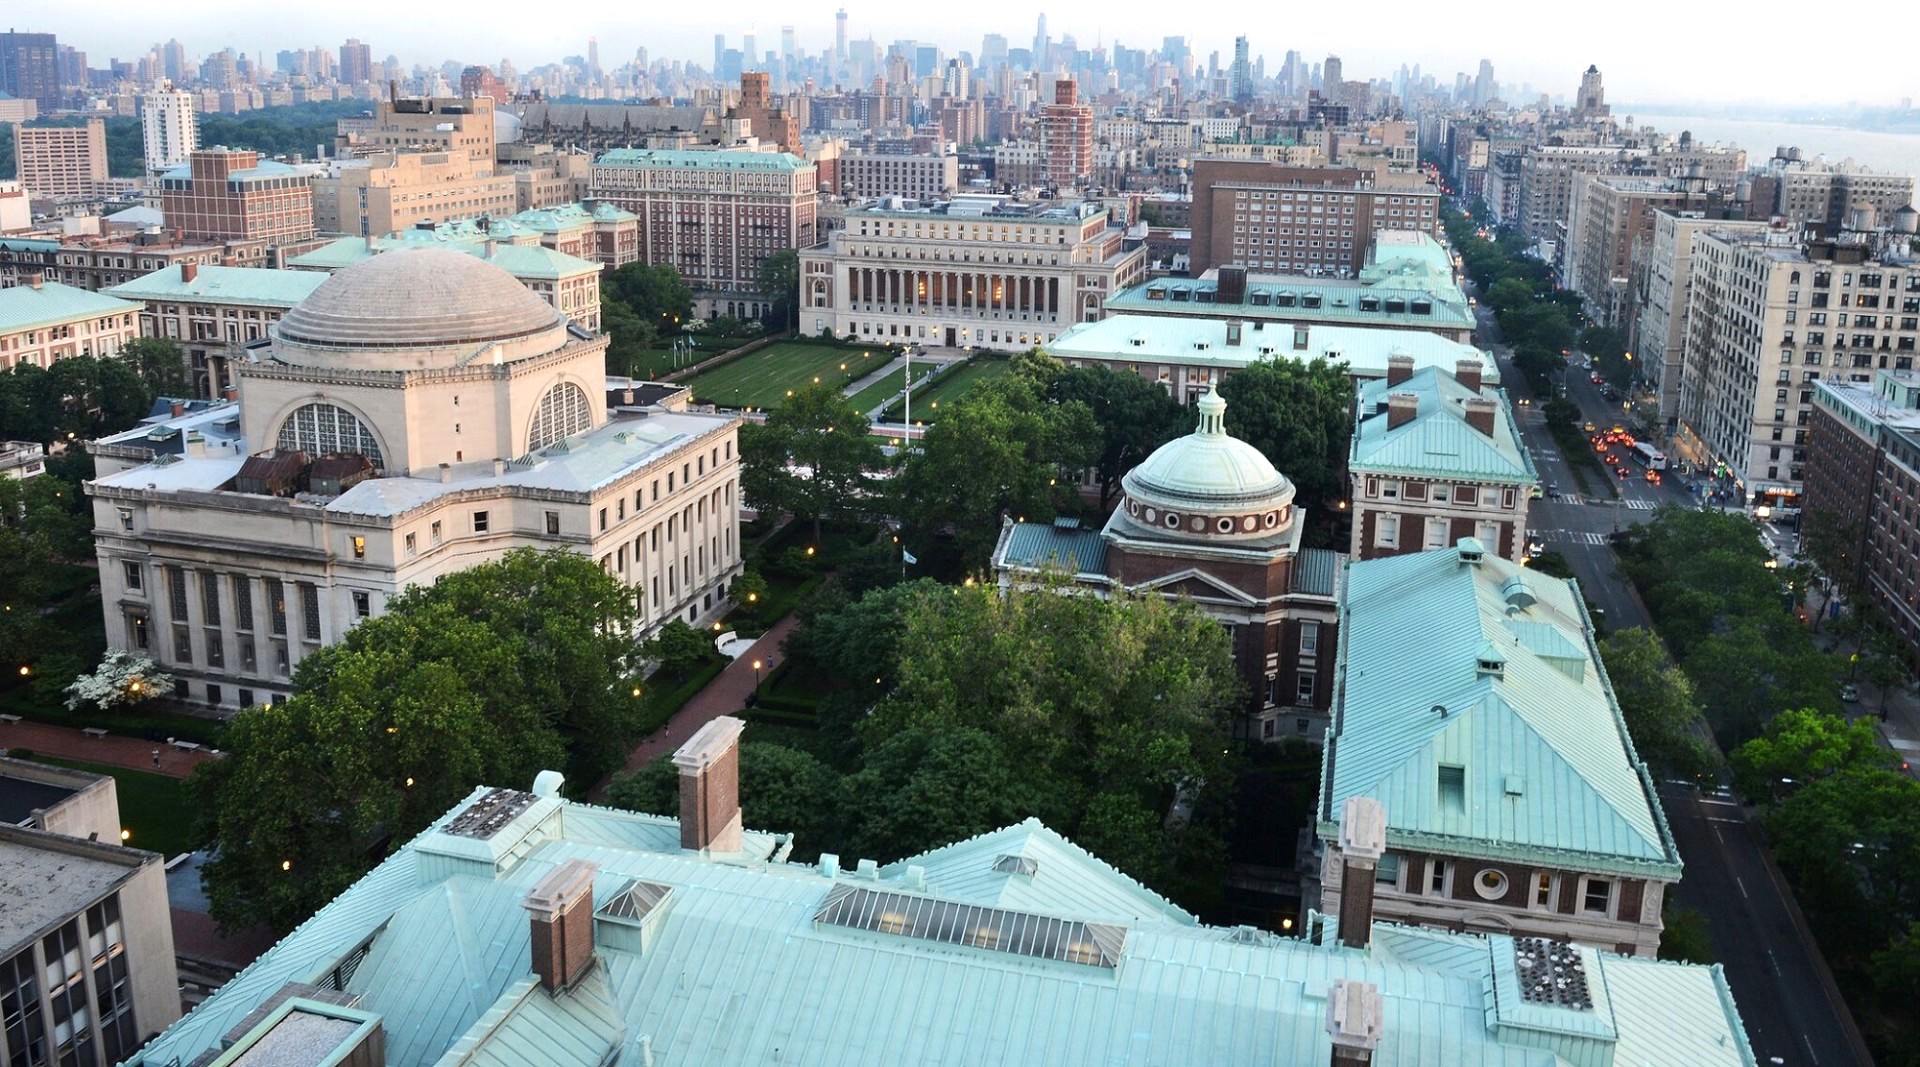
[594,148,808,172]
[287,235,598,280]
[1048,314,1498,383]
[135,777,1749,1067]
[106,265,328,308]
[996,522,1109,576]
[1323,546,1681,877]
[1350,366,1538,484]
[0,281,140,334]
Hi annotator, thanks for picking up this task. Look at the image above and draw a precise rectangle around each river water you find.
[1628,112,1920,180]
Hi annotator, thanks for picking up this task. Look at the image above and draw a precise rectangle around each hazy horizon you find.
[10,1,1919,110]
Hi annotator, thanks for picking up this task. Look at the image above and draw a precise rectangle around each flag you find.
[901,547,918,565]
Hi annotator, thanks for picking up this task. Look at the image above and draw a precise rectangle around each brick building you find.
[12,118,107,201]
[1189,160,1443,278]
[1807,370,1920,666]
[159,148,316,247]
[0,274,140,370]
[1038,79,1093,189]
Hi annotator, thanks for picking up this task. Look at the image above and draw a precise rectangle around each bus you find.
[1630,442,1668,470]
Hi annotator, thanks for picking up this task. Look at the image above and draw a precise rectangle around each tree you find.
[194,549,644,932]
[606,262,694,331]
[1485,276,1535,312]
[118,337,193,398]
[1731,706,1892,801]
[757,249,801,332]
[843,726,1065,862]
[1598,628,1715,779]
[643,619,717,676]
[1217,357,1355,513]
[728,569,769,621]
[601,300,660,378]
[739,381,885,543]
[63,651,173,712]
[1047,363,1189,509]
[892,373,1098,571]
[1762,768,1920,953]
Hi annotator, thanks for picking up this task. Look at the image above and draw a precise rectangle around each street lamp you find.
[752,659,763,690]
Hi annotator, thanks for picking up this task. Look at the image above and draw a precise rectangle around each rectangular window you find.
[1375,514,1399,548]
[122,561,143,591]
[1381,480,1400,499]
[266,579,287,636]
[1425,517,1450,550]
[473,511,490,534]
[204,631,223,668]
[1299,620,1320,656]
[1475,521,1501,547]
[546,511,561,536]
[351,535,365,559]
[1375,853,1400,887]
[352,591,371,619]
[1429,858,1450,895]
[200,572,221,626]
[1453,485,1477,505]
[1295,672,1316,704]
[1439,764,1466,813]
[405,532,418,557]
[1533,872,1555,909]
[1584,878,1612,914]
[598,507,608,531]
[239,638,255,672]
[118,507,133,531]
[299,584,321,642]
[166,565,189,623]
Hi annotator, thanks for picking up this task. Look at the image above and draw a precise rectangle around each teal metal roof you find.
[0,281,140,334]
[287,235,597,280]
[1048,314,1498,384]
[1350,366,1538,484]
[996,522,1109,576]
[594,148,807,172]
[106,265,328,308]
[1323,547,1681,877]
[0,237,60,254]
[132,776,1749,1067]
[160,158,309,182]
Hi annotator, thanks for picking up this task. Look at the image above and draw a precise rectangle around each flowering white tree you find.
[64,650,173,712]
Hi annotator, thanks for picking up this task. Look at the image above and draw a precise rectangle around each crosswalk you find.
[1538,530,1610,546]
[1623,499,1656,510]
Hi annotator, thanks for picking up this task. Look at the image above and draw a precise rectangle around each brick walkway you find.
[0,718,220,778]
[592,613,804,799]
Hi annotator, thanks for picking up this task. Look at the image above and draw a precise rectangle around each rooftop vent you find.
[1500,574,1537,611]
[992,854,1039,876]
[444,788,539,840]
[814,885,1126,969]
[1512,936,1595,1011]
[1456,536,1486,564]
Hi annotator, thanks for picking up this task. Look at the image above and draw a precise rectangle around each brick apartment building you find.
[1189,160,1443,278]
[1039,79,1093,189]
[12,118,107,200]
[1807,370,1920,666]
[159,148,317,247]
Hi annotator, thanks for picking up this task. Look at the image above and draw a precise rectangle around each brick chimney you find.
[1217,264,1248,304]
[25,271,43,290]
[1386,392,1418,430]
[169,400,186,418]
[522,858,597,994]
[1463,397,1497,437]
[180,261,198,283]
[1454,358,1482,393]
[1385,353,1414,387]
[673,715,745,853]
[1336,796,1387,950]
[1326,979,1385,1066]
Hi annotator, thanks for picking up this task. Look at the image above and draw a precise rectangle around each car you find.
[1591,373,1604,385]
[1595,442,1610,453]
[1529,484,1544,499]
[1645,470,1661,485]
[1616,465,1630,479]
[1518,396,1532,405]
[1546,485,1563,499]
[1841,684,1860,703]
[1582,421,1596,433]
[1526,536,1545,560]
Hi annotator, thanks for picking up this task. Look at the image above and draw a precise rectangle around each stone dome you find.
[272,248,569,371]
[1118,392,1297,542]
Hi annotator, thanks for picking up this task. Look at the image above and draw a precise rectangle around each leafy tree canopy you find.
[740,381,885,543]
[1217,357,1355,513]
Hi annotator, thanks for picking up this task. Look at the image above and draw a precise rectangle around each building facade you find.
[1318,540,1684,957]
[12,119,107,201]
[995,394,1344,741]
[1349,359,1537,563]
[834,153,959,200]
[311,152,519,236]
[796,197,1145,351]
[106,262,327,397]
[0,274,139,370]
[590,148,818,320]
[1038,79,1093,189]
[1189,161,1443,278]
[1633,213,1771,424]
[1561,174,1727,328]
[1806,371,1920,666]
[159,149,317,246]
[138,81,198,175]
[87,249,740,711]
[335,94,496,166]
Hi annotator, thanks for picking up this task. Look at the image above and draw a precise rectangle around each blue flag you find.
[901,547,918,565]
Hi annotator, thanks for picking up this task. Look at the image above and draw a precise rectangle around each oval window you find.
[1264,510,1280,528]
[1241,515,1258,532]
[1164,512,1181,529]
[1127,500,1140,518]
[1474,869,1509,901]
[1217,517,1236,534]
[1143,507,1157,524]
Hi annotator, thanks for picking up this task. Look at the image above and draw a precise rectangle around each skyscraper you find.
[742,31,757,71]
[835,10,848,65]
[714,34,726,74]
[1323,54,1342,92]
[1033,13,1049,70]
[1575,64,1608,118]
[1473,58,1494,106]
[780,26,796,62]
[161,38,188,84]
[338,38,372,84]
[140,80,198,174]
[1229,36,1252,104]
[587,37,601,83]
[0,30,59,110]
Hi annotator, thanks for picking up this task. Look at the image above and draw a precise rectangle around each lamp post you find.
[752,659,763,691]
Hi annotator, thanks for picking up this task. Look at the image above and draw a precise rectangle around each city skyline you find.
[9,1,1919,108]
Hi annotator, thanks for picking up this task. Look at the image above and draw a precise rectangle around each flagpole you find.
[903,343,911,444]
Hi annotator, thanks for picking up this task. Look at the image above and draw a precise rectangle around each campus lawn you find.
[684,343,888,410]
[34,756,200,859]
[880,358,1014,422]
[844,365,910,415]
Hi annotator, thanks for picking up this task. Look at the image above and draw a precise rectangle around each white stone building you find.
[87,248,744,711]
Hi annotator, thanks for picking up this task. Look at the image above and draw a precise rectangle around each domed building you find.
[88,248,744,711]
[992,392,1343,741]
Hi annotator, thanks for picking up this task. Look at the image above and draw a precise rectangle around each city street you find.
[1479,307,1874,1067]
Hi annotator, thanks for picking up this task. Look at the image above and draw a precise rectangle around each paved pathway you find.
[0,718,220,778]
[593,612,805,799]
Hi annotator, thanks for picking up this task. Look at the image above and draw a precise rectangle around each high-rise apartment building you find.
[1039,79,1093,189]
[338,38,373,84]
[0,30,59,110]
[335,94,497,166]
[1189,160,1444,278]
[834,152,958,200]
[1806,369,1920,666]
[1634,211,1770,422]
[589,148,817,319]
[1679,228,1920,506]
[139,80,199,175]
[1562,173,1730,328]
[12,118,108,201]
[159,148,317,246]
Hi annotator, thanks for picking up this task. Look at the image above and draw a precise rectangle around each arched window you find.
[276,403,383,467]
[528,382,592,453]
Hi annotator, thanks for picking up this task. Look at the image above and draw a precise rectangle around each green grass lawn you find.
[684,343,888,410]
[33,756,200,858]
[881,359,1014,422]
[844,365,910,415]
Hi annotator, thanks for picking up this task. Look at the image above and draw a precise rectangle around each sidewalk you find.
[0,718,220,778]
[592,612,804,799]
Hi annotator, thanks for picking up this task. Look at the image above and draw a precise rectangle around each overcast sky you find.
[14,0,1918,109]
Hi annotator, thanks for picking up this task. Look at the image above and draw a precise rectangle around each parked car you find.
[1841,684,1861,703]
